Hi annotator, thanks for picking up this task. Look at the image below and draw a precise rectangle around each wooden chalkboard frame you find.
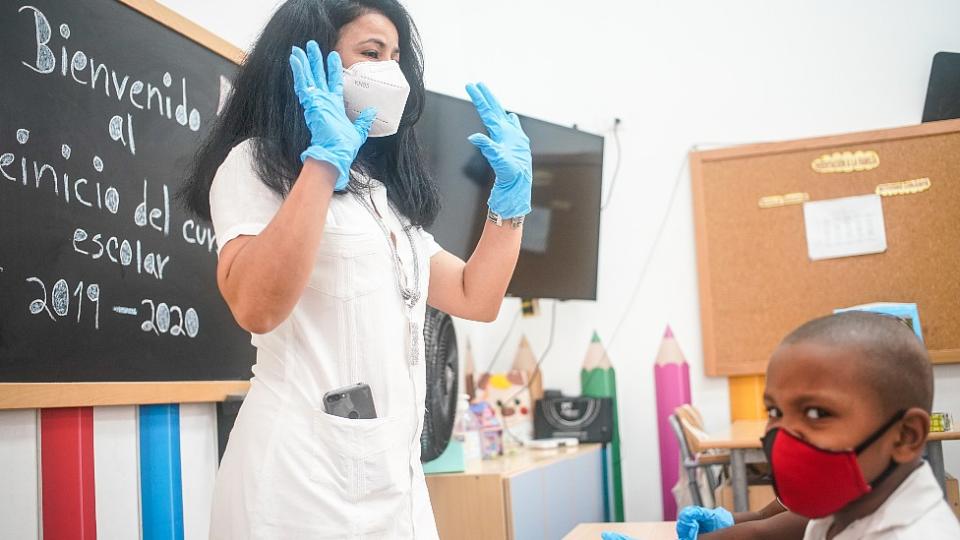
[0,0,247,409]
[692,118,960,377]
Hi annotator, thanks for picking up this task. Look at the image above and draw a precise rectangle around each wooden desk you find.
[426,444,605,540]
[695,420,960,512]
[564,522,676,540]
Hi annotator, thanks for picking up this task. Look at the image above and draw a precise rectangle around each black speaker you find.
[533,396,613,443]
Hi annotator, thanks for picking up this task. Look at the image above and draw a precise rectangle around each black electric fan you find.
[420,307,459,462]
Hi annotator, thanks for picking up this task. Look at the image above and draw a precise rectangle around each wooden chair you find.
[669,405,730,507]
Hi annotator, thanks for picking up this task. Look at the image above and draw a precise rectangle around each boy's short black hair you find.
[780,311,933,413]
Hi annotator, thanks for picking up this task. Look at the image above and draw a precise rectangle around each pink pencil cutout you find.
[653,325,692,520]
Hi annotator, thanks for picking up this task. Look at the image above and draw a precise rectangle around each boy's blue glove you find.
[676,506,735,539]
[289,40,376,191]
[465,82,532,219]
[601,532,637,540]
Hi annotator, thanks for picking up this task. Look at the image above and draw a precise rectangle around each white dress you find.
[207,140,442,539]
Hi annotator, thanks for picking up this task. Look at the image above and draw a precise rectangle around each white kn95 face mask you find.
[341,60,410,137]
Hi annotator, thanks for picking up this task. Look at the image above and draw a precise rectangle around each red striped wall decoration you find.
[40,407,97,539]
[4,403,221,539]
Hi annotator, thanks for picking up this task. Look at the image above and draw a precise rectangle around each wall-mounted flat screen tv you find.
[417,91,604,300]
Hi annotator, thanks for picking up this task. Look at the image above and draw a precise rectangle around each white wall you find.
[160,0,960,522]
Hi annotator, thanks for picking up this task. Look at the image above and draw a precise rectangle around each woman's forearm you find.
[460,220,522,320]
[219,159,336,333]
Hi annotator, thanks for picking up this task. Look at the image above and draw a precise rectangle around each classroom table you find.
[564,522,676,540]
[694,419,960,512]
[426,444,604,539]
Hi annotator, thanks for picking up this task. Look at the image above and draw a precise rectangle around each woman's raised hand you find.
[290,40,376,191]
[466,82,533,219]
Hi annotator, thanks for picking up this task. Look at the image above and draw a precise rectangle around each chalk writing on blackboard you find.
[26,275,101,329]
[2,130,122,214]
[0,0,255,382]
[140,299,199,338]
[19,4,203,157]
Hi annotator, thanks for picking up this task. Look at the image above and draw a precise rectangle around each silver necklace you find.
[348,183,422,365]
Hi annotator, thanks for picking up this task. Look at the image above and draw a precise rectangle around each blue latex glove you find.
[676,506,735,540]
[466,82,533,219]
[601,532,638,540]
[289,40,376,191]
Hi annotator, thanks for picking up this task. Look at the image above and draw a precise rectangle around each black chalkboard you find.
[0,0,255,381]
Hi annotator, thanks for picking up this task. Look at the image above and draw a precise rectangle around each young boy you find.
[679,311,959,539]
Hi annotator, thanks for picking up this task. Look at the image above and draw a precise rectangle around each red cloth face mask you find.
[761,410,905,519]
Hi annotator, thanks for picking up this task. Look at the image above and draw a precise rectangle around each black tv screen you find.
[417,91,604,300]
[923,51,960,122]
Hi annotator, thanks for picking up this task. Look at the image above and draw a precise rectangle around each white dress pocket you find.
[311,410,409,501]
[307,228,389,300]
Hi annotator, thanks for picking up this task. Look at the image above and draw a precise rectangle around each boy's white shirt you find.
[803,462,960,539]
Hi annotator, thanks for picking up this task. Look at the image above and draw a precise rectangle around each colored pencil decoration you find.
[464,339,477,402]
[653,326,692,520]
[511,335,543,402]
[581,331,624,522]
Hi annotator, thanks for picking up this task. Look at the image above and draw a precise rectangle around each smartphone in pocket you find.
[323,383,377,420]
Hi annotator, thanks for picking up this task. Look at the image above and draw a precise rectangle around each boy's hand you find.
[600,533,637,540]
[676,506,734,539]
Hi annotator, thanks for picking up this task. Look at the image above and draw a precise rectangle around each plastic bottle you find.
[455,393,482,462]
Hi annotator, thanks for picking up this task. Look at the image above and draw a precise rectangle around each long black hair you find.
[180,0,439,227]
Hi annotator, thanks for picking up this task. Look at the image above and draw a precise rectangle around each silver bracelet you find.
[487,208,524,229]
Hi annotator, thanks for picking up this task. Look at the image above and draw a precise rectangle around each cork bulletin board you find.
[691,119,960,376]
